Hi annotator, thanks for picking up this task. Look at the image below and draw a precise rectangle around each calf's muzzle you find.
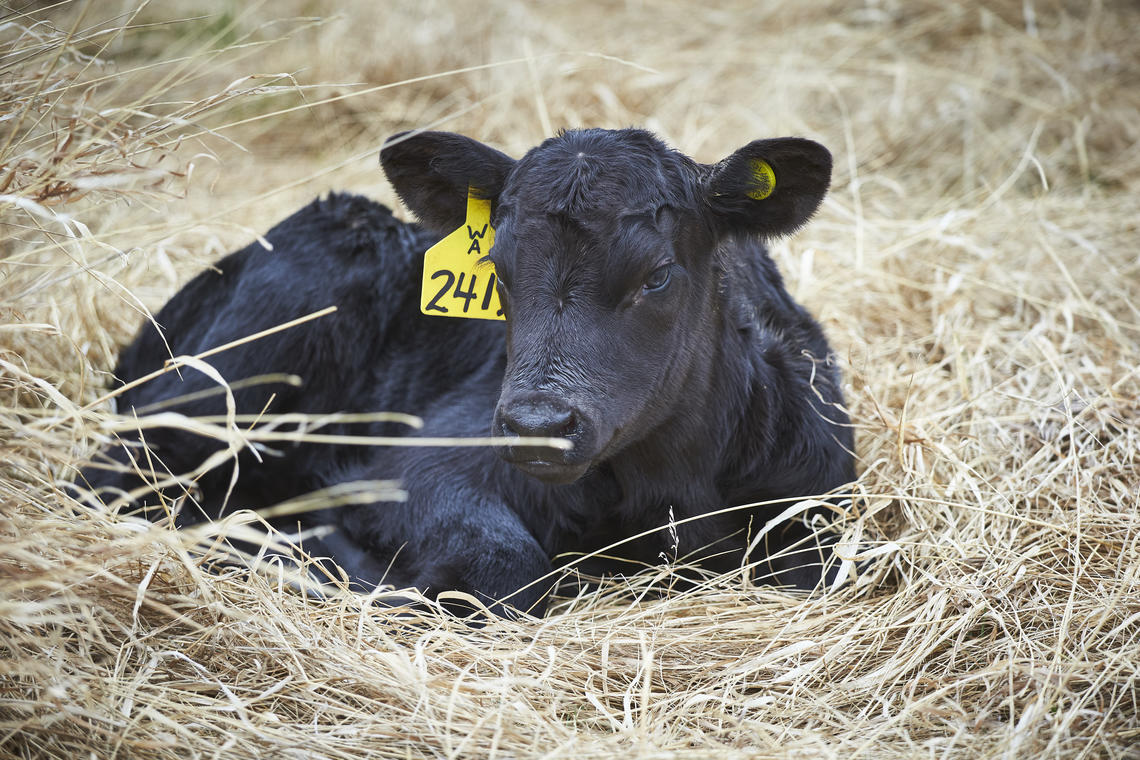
[494,392,596,484]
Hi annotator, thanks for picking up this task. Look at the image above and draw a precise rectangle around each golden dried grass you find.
[2,0,1138,757]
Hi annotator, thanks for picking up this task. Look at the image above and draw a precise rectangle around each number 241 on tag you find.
[419,191,505,321]
[423,268,502,317]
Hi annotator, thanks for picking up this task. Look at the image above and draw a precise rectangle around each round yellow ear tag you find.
[746,159,776,201]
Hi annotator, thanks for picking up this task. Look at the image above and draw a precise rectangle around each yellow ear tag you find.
[746,159,776,201]
[420,188,504,320]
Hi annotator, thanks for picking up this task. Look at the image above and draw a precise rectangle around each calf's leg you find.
[334,482,554,618]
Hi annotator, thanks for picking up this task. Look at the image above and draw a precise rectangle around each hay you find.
[2,0,1138,757]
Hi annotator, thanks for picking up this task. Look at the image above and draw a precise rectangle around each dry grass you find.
[2,0,1139,757]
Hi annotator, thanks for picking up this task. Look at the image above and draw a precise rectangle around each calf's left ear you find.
[380,131,516,233]
[705,137,832,238]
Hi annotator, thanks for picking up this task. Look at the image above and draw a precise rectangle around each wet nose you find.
[498,397,581,440]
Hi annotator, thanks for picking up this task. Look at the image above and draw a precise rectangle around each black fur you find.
[83,128,855,617]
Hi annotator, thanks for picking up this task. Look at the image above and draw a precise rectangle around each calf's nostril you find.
[557,416,578,438]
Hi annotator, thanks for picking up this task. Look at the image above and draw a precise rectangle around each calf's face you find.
[381,129,831,484]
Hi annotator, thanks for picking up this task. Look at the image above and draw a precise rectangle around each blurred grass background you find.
[1,1,1138,757]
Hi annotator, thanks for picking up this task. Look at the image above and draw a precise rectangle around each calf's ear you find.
[705,137,832,238]
[380,131,516,233]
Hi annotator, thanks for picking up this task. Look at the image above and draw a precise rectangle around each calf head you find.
[381,129,831,484]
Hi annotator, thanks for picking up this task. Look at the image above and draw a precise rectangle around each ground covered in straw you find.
[2,1,1138,758]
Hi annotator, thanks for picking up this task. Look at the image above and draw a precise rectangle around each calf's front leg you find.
[331,482,554,618]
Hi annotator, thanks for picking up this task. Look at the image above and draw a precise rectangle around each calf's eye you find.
[644,264,672,292]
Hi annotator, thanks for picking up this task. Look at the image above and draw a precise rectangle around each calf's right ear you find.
[705,137,832,239]
[380,131,516,233]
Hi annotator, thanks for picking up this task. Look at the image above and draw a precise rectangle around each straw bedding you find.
[1,1,1137,757]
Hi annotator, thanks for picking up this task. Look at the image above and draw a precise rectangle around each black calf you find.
[83,128,855,616]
